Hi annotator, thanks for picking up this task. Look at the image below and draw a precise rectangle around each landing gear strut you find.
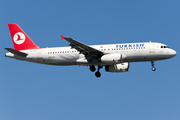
[151,61,156,71]
[95,66,102,78]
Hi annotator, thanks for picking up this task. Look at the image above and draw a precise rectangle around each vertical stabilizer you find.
[8,23,41,50]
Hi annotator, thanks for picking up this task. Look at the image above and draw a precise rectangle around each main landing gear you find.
[90,65,96,72]
[90,65,102,78]
[151,61,156,71]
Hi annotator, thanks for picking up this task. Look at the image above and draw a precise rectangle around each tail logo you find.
[13,32,25,44]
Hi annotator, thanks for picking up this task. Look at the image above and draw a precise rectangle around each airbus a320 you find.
[5,24,176,78]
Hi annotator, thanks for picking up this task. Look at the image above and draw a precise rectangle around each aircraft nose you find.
[171,49,176,57]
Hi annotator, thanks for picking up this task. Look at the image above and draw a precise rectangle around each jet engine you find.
[105,62,129,72]
[100,54,126,63]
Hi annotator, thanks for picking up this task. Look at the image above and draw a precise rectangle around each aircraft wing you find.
[61,35,103,56]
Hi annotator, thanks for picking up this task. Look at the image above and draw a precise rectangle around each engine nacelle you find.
[101,54,126,63]
[105,62,129,72]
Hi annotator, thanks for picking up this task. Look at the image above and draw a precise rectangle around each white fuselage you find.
[5,42,176,66]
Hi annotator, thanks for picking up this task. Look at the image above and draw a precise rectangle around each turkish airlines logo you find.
[13,32,25,44]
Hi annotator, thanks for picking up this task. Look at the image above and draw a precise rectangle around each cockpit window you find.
[161,46,169,48]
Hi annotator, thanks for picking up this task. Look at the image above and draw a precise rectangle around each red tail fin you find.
[8,23,41,50]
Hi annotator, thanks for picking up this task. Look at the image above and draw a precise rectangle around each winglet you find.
[60,35,66,40]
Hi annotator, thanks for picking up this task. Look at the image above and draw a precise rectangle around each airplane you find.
[5,23,176,78]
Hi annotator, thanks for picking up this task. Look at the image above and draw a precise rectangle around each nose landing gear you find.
[151,61,156,71]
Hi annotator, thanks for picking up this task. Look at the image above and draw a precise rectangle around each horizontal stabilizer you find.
[4,48,27,56]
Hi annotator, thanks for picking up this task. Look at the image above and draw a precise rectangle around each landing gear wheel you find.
[90,65,96,72]
[152,67,156,71]
[95,71,101,78]
[151,61,156,71]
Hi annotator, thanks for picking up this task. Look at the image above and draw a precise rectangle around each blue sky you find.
[0,0,180,120]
